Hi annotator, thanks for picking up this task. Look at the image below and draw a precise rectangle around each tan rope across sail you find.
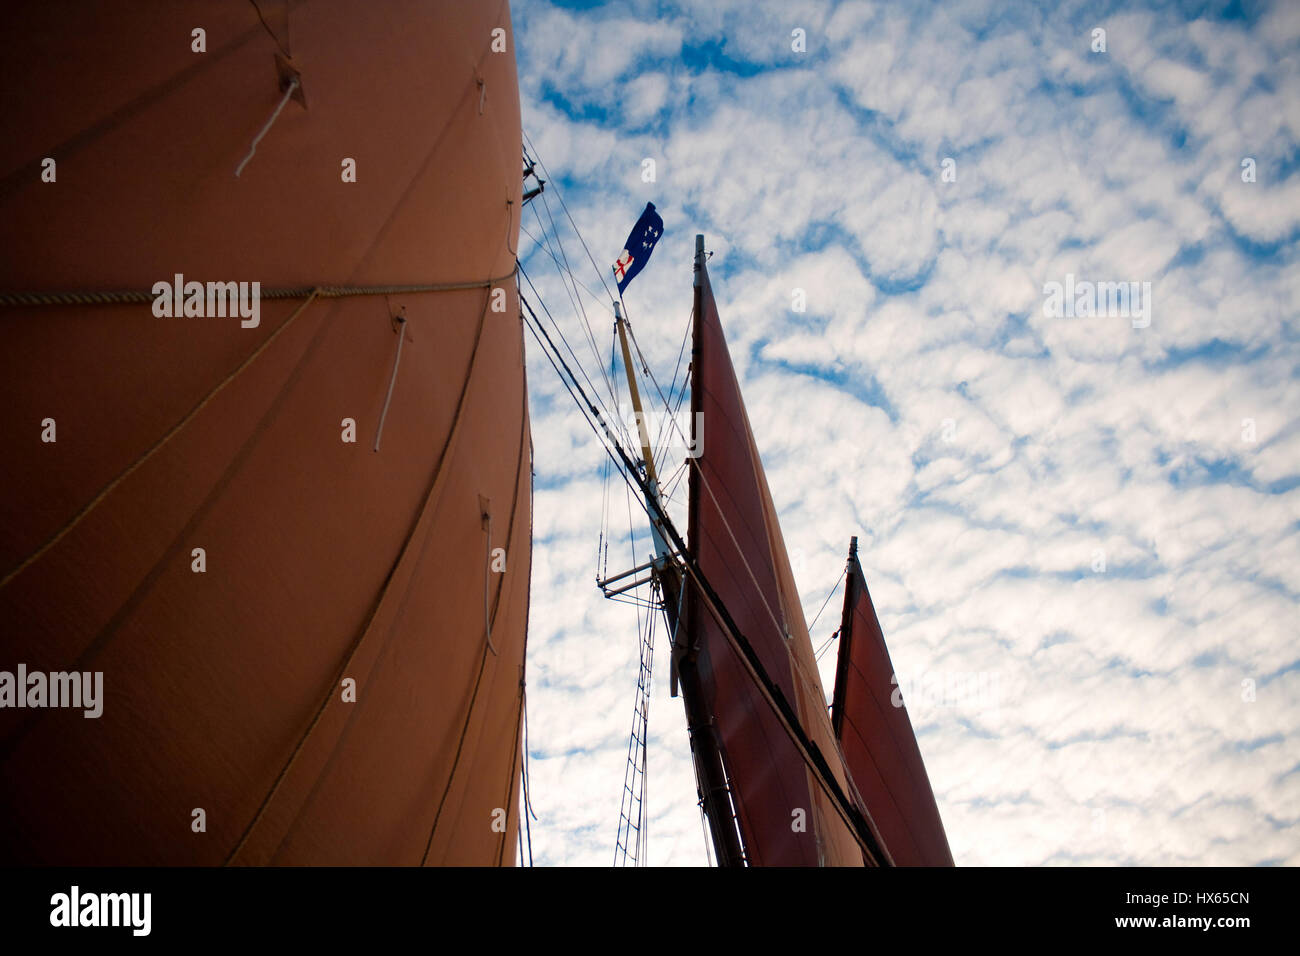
[0,278,512,309]
[0,274,515,591]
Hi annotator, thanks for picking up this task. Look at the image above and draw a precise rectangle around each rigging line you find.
[519,265,632,451]
[599,329,619,582]
[519,188,640,459]
[523,293,713,583]
[522,213,621,430]
[814,628,841,663]
[533,189,618,412]
[597,452,609,581]
[518,228,611,320]
[523,293,890,864]
[519,262,614,428]
[224,283,500,865]
[495,651,527,867]
[248,0,291,58]
[521,161,626,433]
[611,301,683,484]
[638,606,656,866]
[517,257,604,402]
[520,682,536,864]
[652,389,688,482]
[656,313,693,465]
[809,575,844,634]
[532,196,592,351]
[653,349,691,469]
[699,799,716,867]
[519,265,624,447]
[518,223,611,308]
[664,303,694,415]
[623,312,697,460]
[520,460,538,870]
[660,459,689,506]
[0,274,513,592]
[624,451,643,856]
[520,129,617,305]
[614,594,655,866]
[619,461,642,865]
[608,594,660,610]
[519,301,650,518]
[520,681,538,824]
[0,275,516,308]
[519,257,623,440]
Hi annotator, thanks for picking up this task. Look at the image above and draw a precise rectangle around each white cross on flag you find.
[611,202,663,293]
[614,249,634,283]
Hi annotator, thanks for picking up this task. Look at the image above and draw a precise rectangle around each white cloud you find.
[511,0,1300,868]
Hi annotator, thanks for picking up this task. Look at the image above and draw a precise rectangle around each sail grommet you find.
[274,53,308,109]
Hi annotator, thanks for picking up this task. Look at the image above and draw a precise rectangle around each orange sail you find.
[831,538,954,866]
[0,0,529,865]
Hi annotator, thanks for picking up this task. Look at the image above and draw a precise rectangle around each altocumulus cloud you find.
[511,0,1300,866]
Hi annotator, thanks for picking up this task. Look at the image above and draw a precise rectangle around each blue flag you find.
[612,202,663,294]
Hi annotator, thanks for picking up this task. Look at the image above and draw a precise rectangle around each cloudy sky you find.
[510,0,1300,866]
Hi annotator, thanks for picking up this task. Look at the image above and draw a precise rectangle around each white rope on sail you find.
[372,311,406,452]
[234,77,299,178]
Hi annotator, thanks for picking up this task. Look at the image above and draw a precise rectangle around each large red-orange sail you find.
[686,258,865,866]
[0,0,529,865]
[831,540,954,866]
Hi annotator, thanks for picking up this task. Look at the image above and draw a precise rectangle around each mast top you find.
[694,233,704,287]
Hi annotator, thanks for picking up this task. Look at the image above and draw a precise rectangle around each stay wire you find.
[519,263,631,451]
[522,129,617,306]
[809,575,844,634]
[519,298,648,517]
[532,187,621,425]
[524,204,614,410]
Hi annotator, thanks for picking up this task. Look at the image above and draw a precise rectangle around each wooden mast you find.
[673,233,747,866]
[830,536,859,737]
[610,241,746,866]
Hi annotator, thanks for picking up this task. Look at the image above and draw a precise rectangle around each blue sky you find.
[510,0,1300,865]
